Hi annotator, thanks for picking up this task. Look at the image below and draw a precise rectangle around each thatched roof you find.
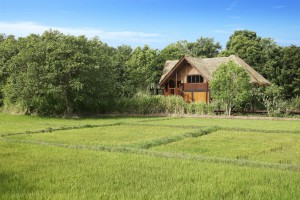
[159,55,270,86]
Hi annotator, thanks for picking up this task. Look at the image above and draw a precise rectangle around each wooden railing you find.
[182,83,208,91]
[164,87,180,96]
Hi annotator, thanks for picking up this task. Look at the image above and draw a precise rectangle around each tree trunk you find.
[227,102,232,116]
[63,87,72,115]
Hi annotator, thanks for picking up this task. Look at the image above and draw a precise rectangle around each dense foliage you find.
[210,61,251,115]
[221,30,300,98]
[0,29,299,116]
[1,31,116,115]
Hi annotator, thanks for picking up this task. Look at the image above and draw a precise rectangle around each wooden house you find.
[159,55,270,103]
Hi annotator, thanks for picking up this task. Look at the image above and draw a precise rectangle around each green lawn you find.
[0,113,299,199]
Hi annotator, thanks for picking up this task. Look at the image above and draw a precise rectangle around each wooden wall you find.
[164,62,210,103]
[184,92,209,103]
[168,63,208,84]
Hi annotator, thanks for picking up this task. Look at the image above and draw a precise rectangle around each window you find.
[187,75,204,83]
[168,80,175,88]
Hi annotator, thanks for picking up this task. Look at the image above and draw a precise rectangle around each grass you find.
[153,130,300,165]
[0,113,300,199]
[137,117,300,132]
[0,113,166,135]
[7,125,196,147]
[1,142,299,200]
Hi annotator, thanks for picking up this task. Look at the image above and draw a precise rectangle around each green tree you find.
[222,30,262,69]
[125,45,160,96]
[85,37,117,112]
[260,84,285,116]
[3,30,116,115]
[0,34,19,106]
[258,38,282,84]
[220,30,300,99]
[210,61,251,115]
[113,45,133,97]
[3,34,43,113]
[159,43,186,61]
[188,37,221,58]
[160,37,221,60]
[279,45,300,98]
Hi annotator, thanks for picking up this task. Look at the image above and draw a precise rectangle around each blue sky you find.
[1,0,299,49]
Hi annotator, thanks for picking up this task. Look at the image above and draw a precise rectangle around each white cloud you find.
[0,21,163,47]
[276,39,300,46]
[0,21,47,34]
[273,5,287,9]
[212,30,231,34]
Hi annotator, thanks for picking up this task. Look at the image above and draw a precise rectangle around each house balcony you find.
[163,83,210,103]
[163,83,209,96]
[182,83,209,92]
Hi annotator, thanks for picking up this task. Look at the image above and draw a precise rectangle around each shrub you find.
[185,102,213,115]
[285,97,300,114]
[114,94,215,115]
[261,84,285,117]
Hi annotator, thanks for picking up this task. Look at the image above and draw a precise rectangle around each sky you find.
[1,0,300,49]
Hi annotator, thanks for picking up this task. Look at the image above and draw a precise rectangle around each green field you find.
[0,113,300,199]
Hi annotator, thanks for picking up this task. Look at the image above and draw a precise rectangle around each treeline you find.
[0,30,299,116]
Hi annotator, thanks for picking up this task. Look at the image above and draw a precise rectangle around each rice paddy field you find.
[0,113,300,199]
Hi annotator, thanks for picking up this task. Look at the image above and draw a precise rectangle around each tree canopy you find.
[210,61,252,115]
[0,29,299,116]
[1,30,116,115]
[222,30,299,98]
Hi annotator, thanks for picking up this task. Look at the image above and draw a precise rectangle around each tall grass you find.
[1,114,300,199]
[185,102,214,115]
[115,94,214,115]
[1,141,299,200]
[139,117,300,132]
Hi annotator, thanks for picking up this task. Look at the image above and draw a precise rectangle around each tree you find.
[159,43,186,61]
[2,30,117,115]
[260,84,285,116]
[160,37,221,60]
[279,45,300,98]
[113,45,133,97]
[188,37,221,58]
[220,30,300,99]
[0,34,19,106]
[10,34,48,113]
[210,61,251,115]
[125,45,160,96]
[222,30,262,69]
[258,38,282,84]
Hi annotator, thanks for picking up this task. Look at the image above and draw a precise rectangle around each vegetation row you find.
[0,30,299,116]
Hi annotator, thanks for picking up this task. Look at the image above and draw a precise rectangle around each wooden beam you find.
[176,71,178,88]
[206,82,209,103]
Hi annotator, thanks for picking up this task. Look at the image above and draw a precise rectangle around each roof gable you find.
[159,60,178,83]
[159,55,270,86]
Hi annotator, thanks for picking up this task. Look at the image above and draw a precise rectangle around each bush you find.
[289,97,300,110]
[285,97,300,114]
[261,85,286,117]
[114,94,215,115]
[163,95,186,114]
[185,102,214,115]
